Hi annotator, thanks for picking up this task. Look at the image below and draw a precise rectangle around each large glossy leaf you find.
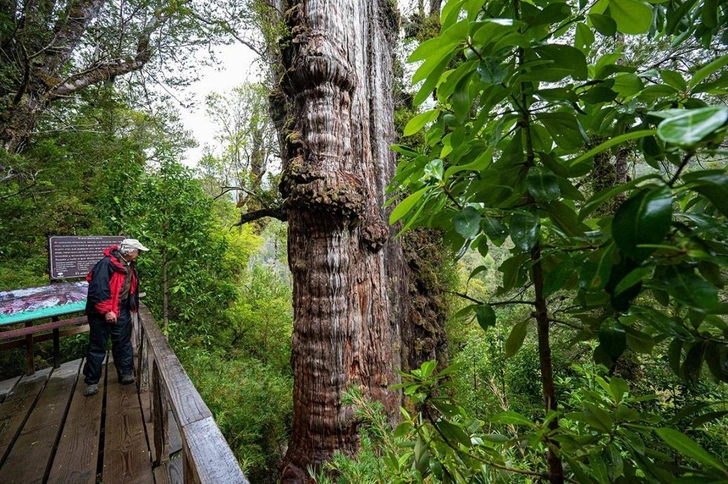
[526,166,561,202]
[660,70,687,91]
[505,320,529,358]
[533,44,588,80]
[569,131,656,171]
[665,265,719,309]
[390,187,429,224]
[688,54,728,90]
[612,186,673,261]
[611,73,644,97]
[454,206,481,239]
[510,212,540,252]
[482,216,508,246]
[682,170,728,217]
[475,304,496,331]
[575,22,595,54]
[589,13,617,36]
[609,0,653,34]
[536,112,587,150]
[656,106,728,147]
[656,428,728,474]
[404,109,440,137]
[599,318,627,360]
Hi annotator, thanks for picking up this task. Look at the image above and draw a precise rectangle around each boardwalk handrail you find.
[134,303,249,484]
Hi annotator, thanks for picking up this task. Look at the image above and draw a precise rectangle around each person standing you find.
[83,238,149,397]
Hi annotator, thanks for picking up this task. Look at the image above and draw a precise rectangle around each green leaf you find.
[668,339,683,375]
[683,170,728,217]
[505,320,529,358]
[656,106,728,147]
[510,212,540,252]
[438,420,472,448]
[665,265,719,309]
[688,54,728,90]
[612,186,673,261]
[655,428,728,474]
[660,70,687,91]
[404,109,440,137]
[681,342,707,387]
[612,73,644,97]
[414,53,457,106]
[533,44,588,80]
[526,166,561,202]
[614,266,653,296]
[390,187,429,224]
[536,112,587,150]
[585,243,615,290]
[490,411,534,426]
[599,318,627,360]
[589,13,617,36]
[454,206,481,239]
[609,0,653,34]
[412,45,457,84]
[476,304,496,331]
[409,37,445,62]
[625,326,655,354]
[702,0,719,28]
[482,216,508,246]
[575,22,596,54]
[569,130,656,170]
[581,85,618,104]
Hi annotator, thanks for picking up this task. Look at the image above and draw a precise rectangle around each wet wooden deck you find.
[0,357,157,484]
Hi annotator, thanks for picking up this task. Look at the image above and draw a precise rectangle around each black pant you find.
[83,308,133,385]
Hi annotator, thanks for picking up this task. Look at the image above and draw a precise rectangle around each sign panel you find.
[49,236,124,280]
[0,281,88,325]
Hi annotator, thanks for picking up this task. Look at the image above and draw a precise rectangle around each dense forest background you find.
[1,0,728,482]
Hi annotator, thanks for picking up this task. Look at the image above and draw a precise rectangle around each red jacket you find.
[85,245,139,315]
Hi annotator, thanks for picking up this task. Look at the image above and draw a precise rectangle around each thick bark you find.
[274,0,403,480]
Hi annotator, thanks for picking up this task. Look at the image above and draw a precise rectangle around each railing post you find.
[152,360,169,467]
[24,320,34,375]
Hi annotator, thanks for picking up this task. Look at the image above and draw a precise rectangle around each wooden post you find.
[152,360,169,467]
[52,316,60,368]
[24,320,34,375]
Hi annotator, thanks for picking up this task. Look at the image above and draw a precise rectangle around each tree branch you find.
[233,206,286,227]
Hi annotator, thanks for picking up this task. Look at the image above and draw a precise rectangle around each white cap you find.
[120,238,149,252]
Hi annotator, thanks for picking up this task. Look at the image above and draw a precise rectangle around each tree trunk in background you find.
[271,0,403,480]
[0,0,154,153]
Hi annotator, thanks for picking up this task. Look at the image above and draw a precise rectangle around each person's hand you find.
[105,311,117,324]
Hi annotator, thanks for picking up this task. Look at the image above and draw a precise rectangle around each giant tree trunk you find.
[272,0,403,480]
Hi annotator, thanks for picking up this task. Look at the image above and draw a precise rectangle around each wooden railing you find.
[134,303,249,484]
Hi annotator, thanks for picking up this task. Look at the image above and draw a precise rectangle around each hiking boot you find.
[84,384,99,397]
[120,374,135,385]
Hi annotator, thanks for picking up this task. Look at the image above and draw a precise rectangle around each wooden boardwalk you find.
[0,357,157,484]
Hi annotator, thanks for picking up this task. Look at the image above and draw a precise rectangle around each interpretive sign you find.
[49,236,124,280]
[0,281,88,325]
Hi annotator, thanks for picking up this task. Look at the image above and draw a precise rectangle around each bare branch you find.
[233,206,286,227]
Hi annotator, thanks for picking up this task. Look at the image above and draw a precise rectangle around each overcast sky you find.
[179,43,260,165]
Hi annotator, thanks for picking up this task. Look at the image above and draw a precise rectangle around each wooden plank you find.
[0,360,79,483]
[154,462,170,483]
[48,356,106,484]
[0,367,52,466]
[103,361,153,484]
[182,416,248,484]
[0,376,20,404]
